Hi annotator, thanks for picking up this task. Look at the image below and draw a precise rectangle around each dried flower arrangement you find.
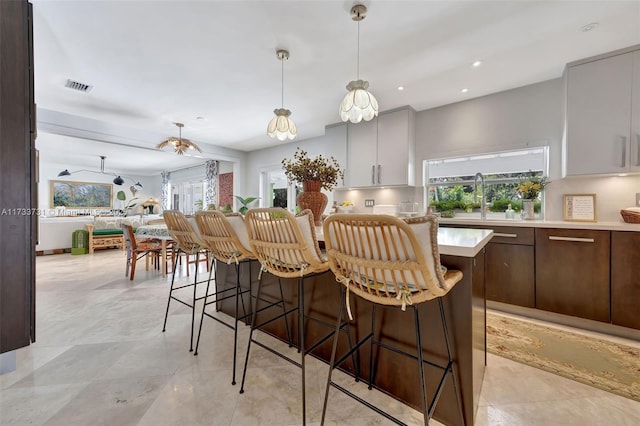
[281,148,344,191]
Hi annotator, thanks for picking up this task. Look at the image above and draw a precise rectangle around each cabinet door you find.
[631,51,640,172]
[486,243,535,308]
[535,228,610,322]
[611,231,640,329]
[346,119,377,187]
[566,52,633,175]
[377,109,410,186]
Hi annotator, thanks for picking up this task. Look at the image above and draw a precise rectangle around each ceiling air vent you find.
[64,79,93,93]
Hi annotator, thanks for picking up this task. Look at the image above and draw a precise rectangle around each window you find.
[171,181,205,215]
[423,147,548,217]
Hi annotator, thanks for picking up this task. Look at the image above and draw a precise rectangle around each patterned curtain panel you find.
[205,160,219,209]
[161,171,170,210]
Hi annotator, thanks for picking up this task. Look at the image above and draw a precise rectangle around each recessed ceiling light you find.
[580,22,599,32]
[397,86,405,91]
[461,88,469,93]
[472,60,482,68]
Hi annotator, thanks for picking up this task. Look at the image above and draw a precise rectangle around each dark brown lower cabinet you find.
[485,227,535,308]
[486,243,535,307]
[611,231,640,329]
[535,228,610,323]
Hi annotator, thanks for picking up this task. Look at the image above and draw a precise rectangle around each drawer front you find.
[488,226,535,245]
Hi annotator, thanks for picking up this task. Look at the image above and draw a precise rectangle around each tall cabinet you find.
[1,0,37,354]
[346,107,416,187]
[564,45,640,176]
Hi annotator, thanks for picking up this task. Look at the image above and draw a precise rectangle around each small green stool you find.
[71,229,89,255]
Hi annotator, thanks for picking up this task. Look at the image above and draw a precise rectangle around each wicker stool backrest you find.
[244,208,329,279]
[323,214,460,308]
[163,210,205,255]
[195,211,254,264]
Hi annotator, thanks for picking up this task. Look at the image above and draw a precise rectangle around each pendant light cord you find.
[357,20,360,80]
[281,56,284,108]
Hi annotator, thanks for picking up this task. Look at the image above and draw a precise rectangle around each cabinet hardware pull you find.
[371,165,375,185]
[636,134,640,167]
[619,135,627,167]
[493,233,518,238]
[377,164,381,185]
[548,236,595,243]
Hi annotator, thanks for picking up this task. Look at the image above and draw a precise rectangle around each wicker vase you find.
[296,181,327,226]
[522,199,535,220]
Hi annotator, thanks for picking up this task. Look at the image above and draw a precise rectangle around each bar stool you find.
[240,208,358,425]
[321,214,465,426]
[162,210,212,352]
[193,211,255,385]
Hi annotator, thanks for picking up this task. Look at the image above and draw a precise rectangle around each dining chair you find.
[321,214,465,426]
[121,223,162,280]
[240,208,357,425]
[193,210,255,385]
[162,210,213,352]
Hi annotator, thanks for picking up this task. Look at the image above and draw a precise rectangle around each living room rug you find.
[486,312,640,402]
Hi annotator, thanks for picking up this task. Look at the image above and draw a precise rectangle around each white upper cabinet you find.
[346,107,416,187]
[346,118,377,187]
[564,47,640,176]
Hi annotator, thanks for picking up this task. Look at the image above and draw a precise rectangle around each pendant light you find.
[157,122,202,155]
[57,155,142,187]
[267,49,297,141]
[339,4,378,123]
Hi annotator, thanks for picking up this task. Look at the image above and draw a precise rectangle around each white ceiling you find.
[32,0,640,170]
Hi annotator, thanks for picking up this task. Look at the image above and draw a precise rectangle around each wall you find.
[244,124,347,213]
[294,78,638,222]
[414,78,639,222]
[38,160,162,216]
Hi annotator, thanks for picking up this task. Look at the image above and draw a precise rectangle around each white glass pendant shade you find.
[339,79,378,123]
[267,108,297,141]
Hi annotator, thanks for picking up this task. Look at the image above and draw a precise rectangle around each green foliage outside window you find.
[428,172,545,213]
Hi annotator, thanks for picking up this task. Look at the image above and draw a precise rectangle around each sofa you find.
[85,216,146,253]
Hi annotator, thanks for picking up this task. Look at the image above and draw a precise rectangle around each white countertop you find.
[437,227,494,257]
[316,226,493,258]
[438,217,640,232]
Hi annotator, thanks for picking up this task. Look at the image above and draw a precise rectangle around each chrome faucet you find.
[474,172,486,220]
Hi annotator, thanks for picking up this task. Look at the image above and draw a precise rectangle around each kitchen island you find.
[214,226,492,425]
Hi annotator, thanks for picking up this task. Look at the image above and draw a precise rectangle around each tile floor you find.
[1,250,639,425]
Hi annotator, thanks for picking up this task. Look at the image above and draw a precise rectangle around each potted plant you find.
[281,148,344,225]
[517,173,548,219]
[234,195,258,215]
[116,190,138,216]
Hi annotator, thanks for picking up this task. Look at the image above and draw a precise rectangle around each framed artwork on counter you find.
[563,194,596,222]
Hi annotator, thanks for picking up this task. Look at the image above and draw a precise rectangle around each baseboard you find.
[488,301,640,342]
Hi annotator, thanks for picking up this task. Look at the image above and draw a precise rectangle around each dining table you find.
[135,224,172,276]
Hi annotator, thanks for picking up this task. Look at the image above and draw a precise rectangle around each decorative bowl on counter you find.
[620,207,640,223]
[337,206,353,213]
